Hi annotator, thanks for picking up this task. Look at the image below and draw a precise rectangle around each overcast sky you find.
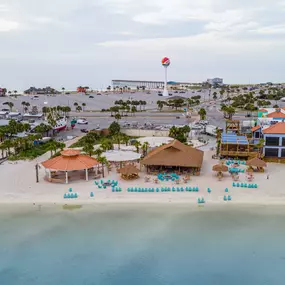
[0,0,285,90]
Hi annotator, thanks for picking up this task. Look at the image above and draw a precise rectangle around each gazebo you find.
[212,163,228,180]
[118,164,140,180]
[246,157,267,172]
[41,149,100,184]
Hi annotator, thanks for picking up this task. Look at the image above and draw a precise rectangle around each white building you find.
[207,78,223,86]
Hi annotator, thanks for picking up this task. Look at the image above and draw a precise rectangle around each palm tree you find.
[255,139,265,157]
[20,101,27,113]
[113,134,124,150]
[94,148,103,158]
[133,140,141,153]
[115,113,121,122]
[25,102,30,112]
[198,108,207,120]
[74,102,78,109]
[76,105,82,112]
[14,90,17,95]
[226,106,236,120]
[2,139,13,156]
[141,142,150,156]
[100,139,113,151]
[83,143,94,156]
[7,102,14,112]
[62,87,65,94]
[97,156,108,178]
[157,100,164,111]
[131,106,137,116]
[82,103,86,111]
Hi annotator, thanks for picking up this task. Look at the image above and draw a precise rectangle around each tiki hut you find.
[118,164,140,180]
[142,140,204,175]
[41,149,100,183]
[212,163,228,180]
[212,164,228,172]
[246,157,267,172]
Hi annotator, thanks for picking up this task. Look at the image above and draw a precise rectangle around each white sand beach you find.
[0,149,284,206]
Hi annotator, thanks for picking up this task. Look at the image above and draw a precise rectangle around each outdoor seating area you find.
[246,157,267,173]
[143,140,204,176]
[229,168,245,174]
[63,188,79,199]
[157,173,180,181]
[95,179,119,189]
[225,160,246,166]
[127,186,199,192]
[232,182,258,188]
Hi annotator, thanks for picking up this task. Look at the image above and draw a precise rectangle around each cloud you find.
[251,24,285,35]
[0,19,19,31]
[0,0,285,89]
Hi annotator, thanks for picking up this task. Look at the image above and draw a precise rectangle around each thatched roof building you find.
[142,140,204,173]
[118,164,140,180]
[212,164,228,172]
[246,157,267,168]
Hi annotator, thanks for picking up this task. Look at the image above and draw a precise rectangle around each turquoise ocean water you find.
[0,204,285,285]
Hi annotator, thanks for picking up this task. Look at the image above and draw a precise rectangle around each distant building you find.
[112,80,193,90]
[0,88,7,97]
[206,78,223,86]
[252,108,285,158]
[261,123,285,158]
[24,86,60,95]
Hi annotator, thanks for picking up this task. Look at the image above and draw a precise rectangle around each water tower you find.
[161,57,170,97]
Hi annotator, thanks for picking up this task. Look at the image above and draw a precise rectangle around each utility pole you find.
[35,163,39,183]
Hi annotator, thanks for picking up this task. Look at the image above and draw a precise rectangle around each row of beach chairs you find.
[127,186,199,192]
[232,182,258,188]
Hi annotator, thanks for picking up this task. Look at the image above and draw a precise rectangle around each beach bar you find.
[142,140,204,175]
[41,149,100,184]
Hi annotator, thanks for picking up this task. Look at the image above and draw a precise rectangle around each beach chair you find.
[90,192,94,197]
[228,195,232,201]
[69,188,73,192]
[223,195,227,201]
[232,182,236,187]
[197,198,201,204]
[67,193,71,198]
[207,188,211,193]
[225,188,229,193]
[201,198,205,204]
[74,193,78,198]
[64,193,68,199]
[172,187,176,192]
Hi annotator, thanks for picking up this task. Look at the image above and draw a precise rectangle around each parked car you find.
[77,118,88,125]
[31,96,39,100]
[80,129,89,133]
[97,93,102,96]
[89,95,94,98]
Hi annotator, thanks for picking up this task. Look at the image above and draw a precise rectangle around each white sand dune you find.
[0,150,284,206]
